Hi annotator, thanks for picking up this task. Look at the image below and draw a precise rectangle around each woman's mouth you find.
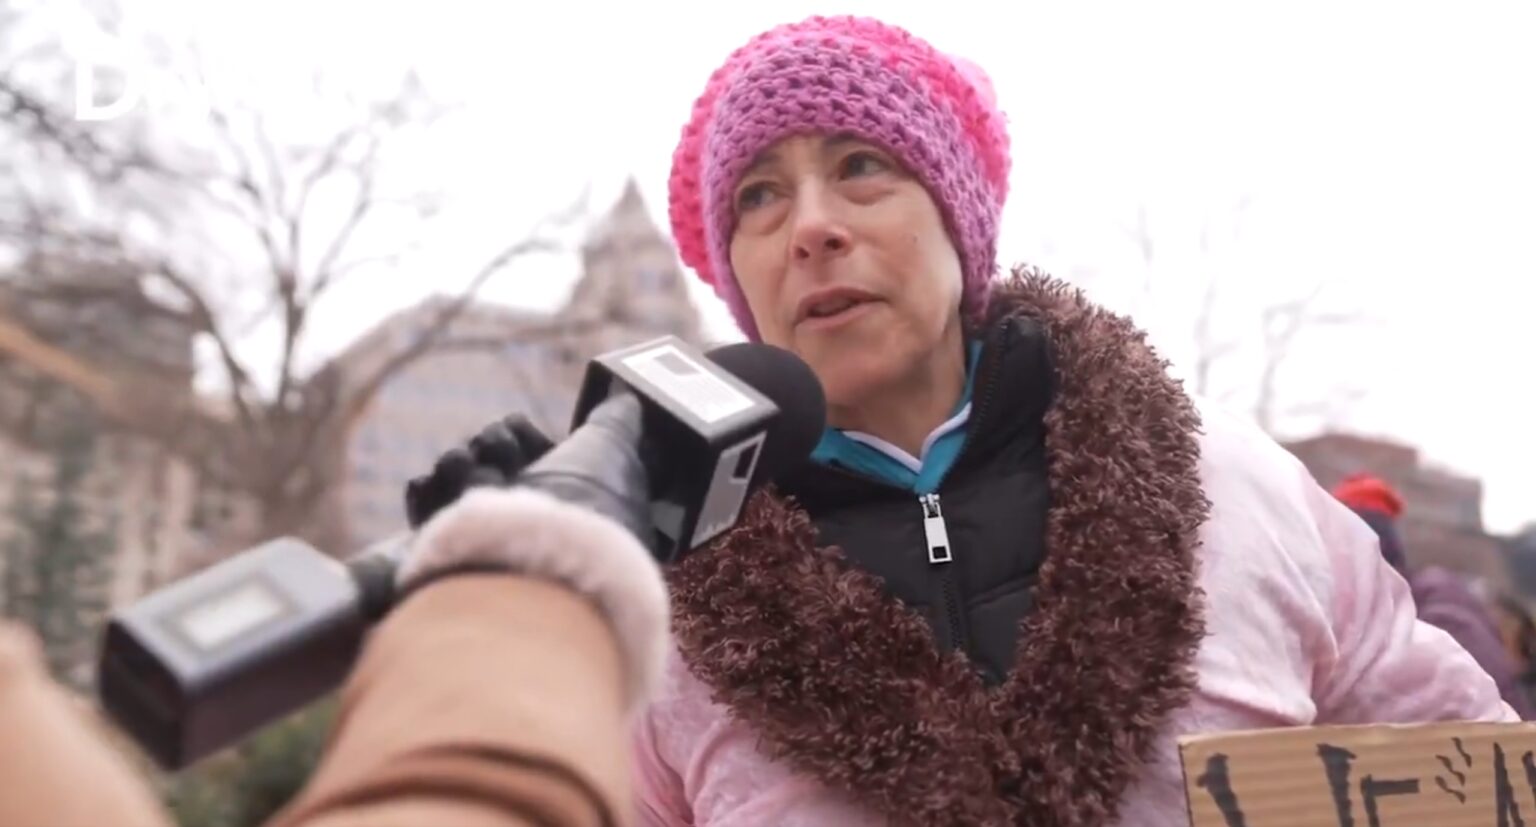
[798,298,878,330]
[806,296,859,318]
[795,289,881,330]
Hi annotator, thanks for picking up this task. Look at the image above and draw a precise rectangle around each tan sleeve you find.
[0,623,173,827]
[267,574,633,827]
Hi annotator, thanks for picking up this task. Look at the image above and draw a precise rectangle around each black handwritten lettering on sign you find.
[1194,754,1248,827]
[1198,740,1536,823]
[1185,725,1536,823]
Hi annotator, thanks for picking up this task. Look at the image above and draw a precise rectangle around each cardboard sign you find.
[1180,722,1536,826]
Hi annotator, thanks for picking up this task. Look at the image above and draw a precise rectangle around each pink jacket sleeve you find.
[1306,477,1517,723]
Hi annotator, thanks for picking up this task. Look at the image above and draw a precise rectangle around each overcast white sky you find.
[40,0,1536,531]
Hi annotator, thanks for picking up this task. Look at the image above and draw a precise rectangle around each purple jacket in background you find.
[1409,566,1536,719]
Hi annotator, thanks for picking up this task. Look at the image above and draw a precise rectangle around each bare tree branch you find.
[204,107,287,276]
[1114,196,1367,432]
[252,118,289,232]
[313,249,412,289]
[1252,282,1364,433]
[1190,269,1233,397]
[1120,204,1158,314]
[1283,384,1369,428]
[0,20,604,544]
[0,77,153,182]
[305,142,381,298]
[336,223,580,433]
[150,259,261,434]
[1125,204,1156,270]
[1142,195,1254,398]
[289,124,370,276]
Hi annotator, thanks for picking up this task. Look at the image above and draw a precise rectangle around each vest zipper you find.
[921,323,1010,655]
[921,493,952,564]
[922,493,968,653]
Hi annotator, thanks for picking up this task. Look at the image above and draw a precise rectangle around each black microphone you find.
[97,336,825,771]
[567,337,825,562]
[702,341,826,492]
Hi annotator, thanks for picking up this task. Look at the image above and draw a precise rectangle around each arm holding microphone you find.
[269,393,668,827]
[265,339,826,826]
[0,403,649,827]
[83,336,823,827]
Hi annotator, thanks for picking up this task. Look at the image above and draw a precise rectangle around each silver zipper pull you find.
[921,494,952,564]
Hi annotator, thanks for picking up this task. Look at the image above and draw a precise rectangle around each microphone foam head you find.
[705,342,826,484]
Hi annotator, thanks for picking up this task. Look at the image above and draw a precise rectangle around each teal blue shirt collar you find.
[810,341,983,494]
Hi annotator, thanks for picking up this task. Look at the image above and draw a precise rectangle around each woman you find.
[633,15,1515,826]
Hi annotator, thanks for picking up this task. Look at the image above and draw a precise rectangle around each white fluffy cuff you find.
[398,487,670,712]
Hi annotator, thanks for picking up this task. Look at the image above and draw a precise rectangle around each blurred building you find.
[0,260,206,599]
[325,180,705,546]
[1285,432,1510,593]
[2,253,198,387]
[0,255,212,656]
[0,179,705,607]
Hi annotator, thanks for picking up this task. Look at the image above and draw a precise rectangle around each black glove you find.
[515,392,652,545]
[404,414,555,529]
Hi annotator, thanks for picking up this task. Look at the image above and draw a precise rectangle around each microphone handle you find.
[515,390,653,544]
[347,533,411,622]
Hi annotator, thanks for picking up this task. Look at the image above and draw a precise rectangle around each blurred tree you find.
[1117,197,1372,435]
[1,412,115,688]
[0,0,595,546]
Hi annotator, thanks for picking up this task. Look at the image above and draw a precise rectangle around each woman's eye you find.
[736,182,774,212]
[841,151,889,178]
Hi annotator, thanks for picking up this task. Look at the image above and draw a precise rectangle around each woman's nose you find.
[789,188,852,264]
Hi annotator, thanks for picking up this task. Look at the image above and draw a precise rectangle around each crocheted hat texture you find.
[668,16,1012,339]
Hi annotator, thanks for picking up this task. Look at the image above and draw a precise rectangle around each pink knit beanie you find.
[668,16,1012,340]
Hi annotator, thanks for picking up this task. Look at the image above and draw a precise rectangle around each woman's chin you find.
[810,354,907,411]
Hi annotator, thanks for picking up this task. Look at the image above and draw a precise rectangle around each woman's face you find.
[728,133,964,410]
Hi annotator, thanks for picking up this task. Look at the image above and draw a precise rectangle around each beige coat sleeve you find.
[266,573,634,827]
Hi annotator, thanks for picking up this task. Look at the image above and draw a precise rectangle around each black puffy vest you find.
[777,316,1055,685]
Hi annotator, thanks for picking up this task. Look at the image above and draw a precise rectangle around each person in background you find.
[1494,594,1536,709]
[1333,473,1534,719]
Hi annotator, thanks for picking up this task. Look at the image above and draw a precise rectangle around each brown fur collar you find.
[666,267,1211,826]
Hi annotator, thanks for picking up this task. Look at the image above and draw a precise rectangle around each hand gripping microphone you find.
[97,336,825,770]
